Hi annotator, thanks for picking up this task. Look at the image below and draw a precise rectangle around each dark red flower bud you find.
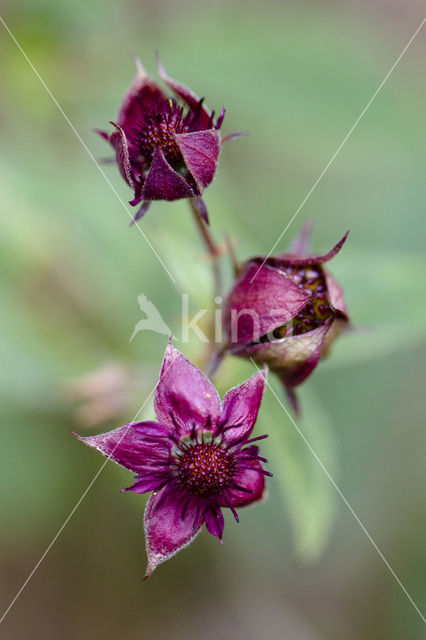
[223,226,349,412]
[97,55,226,223]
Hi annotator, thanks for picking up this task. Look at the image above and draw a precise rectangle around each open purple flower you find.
[97,55,225,223]
[75,342,270,578]
[222,225,349,413]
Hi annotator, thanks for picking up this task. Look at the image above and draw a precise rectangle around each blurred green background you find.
[0,1,425,638]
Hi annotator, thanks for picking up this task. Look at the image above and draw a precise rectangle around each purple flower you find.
[222,225,349,413]
[97,56,226,223]
[75,342,270,578]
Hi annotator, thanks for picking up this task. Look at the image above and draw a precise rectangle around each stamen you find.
[230,483,253,494]
[238,465,273,477]
[176,441,235,496]
[244,434,269,444]
[238,454,269,463]
[221,421,245,433]
[227,433,269,451]
[227,502,239,523]
[168,411,182,436]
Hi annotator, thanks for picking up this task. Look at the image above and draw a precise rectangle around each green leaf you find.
[322,250,426,369]
[266,383,338,562]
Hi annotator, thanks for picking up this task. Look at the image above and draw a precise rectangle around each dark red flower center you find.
[283,265,333,336]
[258,265,334,343]
[135,100,189,167]
[177,442,235,496]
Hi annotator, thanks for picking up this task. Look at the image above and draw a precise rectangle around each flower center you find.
[281,265,333,336]
[138,100,188,166]
[258,265,334,343]
[176,442,235,496]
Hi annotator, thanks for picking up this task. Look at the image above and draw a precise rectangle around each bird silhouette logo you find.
[129,294,174,342]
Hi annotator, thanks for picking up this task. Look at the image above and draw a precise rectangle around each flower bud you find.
[223,227,349,412]
[97,55,226,223]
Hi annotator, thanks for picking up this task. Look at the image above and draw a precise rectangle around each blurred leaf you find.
[156,209,216,309]
[266,384,338,562]
[322,250,426,369]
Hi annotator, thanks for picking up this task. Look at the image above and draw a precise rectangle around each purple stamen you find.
[238,465,273,477]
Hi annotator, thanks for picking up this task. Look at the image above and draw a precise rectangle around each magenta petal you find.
[224,262,311,346]
[75,421,171,473]
[156,55,211,130]
[144,485,204,578]
[109,123,135,189]
[142,146,194,201]
[220,370,267,444]
[175,130,220,191]
[247,320,333,387]
[117,56,167,134]
[204,505,224,542]
[154,342,221,437]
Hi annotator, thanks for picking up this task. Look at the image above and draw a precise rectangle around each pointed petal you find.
[222,131,246,143]
[74,421,171,474]
[224,262,311,346]
[204,504,224,542]
[144,485,204,578]
[175,130,220,192]
[219,369,267,444]
[154,342,221,438]
[284,385,300,416]
[118,55,167,133]
[109,122,135,188]
[276,231,349,266]
[221,447,267,508]
[288,221,314,256]
[156,54,211,130]
[142,146,194,201]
